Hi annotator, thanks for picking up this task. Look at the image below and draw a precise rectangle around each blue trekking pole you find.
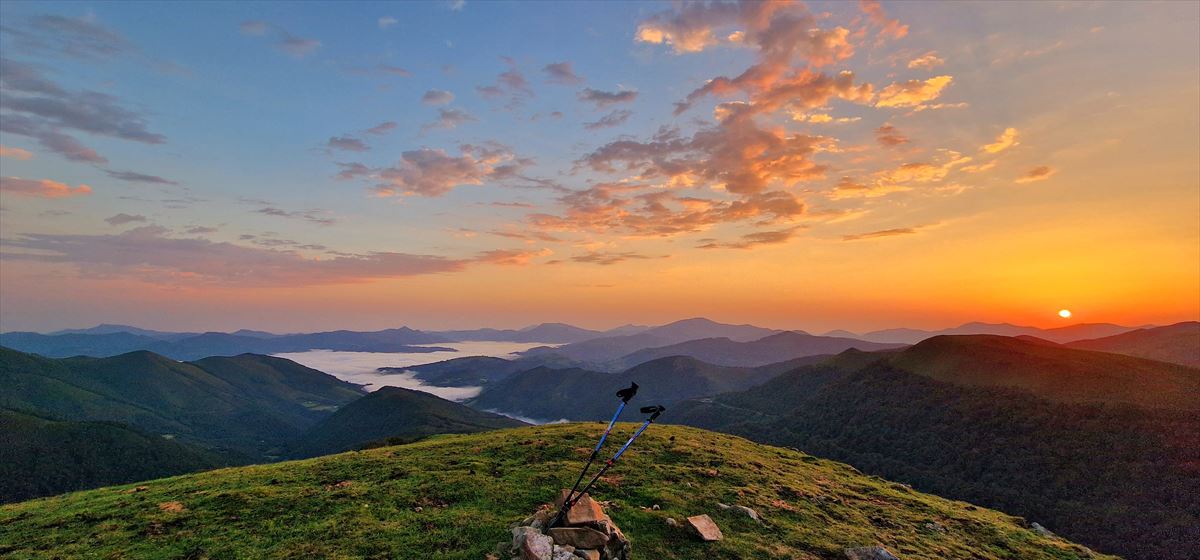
[551,405,665,527]
[550,383,638,528]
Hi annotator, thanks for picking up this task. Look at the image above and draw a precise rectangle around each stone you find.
[665,517,680,528]
[1030,522,1054,538]
[844,546,900,560]
[717,502,760,522]
[574,550,600,560]
[565,494,607,525]
[686,514,723,541]
[551,545,577,560]
[548,527,608,549]
[518,530,554,560]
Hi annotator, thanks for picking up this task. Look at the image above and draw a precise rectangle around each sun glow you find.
[1058,309,1073,319]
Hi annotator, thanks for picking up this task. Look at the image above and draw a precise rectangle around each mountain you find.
[0,328,455,360]
[0,347,364,457]
[290,386,526,458]
[612,331,906,369]
[0,408,222,503]
[469,355,815,421]
[436,322,603,343]
[49,324,198,340]
[522,317,782,366]
[0,424,1110,560]
[861,321,1144,344]
[380,356,527,387]
[669,342,1200,559]
[890,334,1199,410]
[1064,321,1200,367]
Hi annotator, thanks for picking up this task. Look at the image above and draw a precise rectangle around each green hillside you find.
[0,424,1108,560]
[290,386,526,458]
[1064,321,1200,368]
[891,334,1199,410]
[669,345,1200,559]
[0,408,223,503]
[0,347,365,458]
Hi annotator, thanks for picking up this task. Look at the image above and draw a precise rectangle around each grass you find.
[0,424,1111,560]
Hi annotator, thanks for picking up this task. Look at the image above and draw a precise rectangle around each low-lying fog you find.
[274,341,553,401]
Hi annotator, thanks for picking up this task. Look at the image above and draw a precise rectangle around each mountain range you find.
[667,336,1200,559]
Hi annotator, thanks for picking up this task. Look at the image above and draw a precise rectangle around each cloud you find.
[3,14,132,60]
[334,162,372,180]
[859,0,909,42]
[104,170,179,185]
[981,127,1018,154]
[104,213,146,226]
[842,227,921,241]
[476,58,533,105]
[327,136,370,152]
[0,145,33,160]
[570,252,657,266]
[378,16,398,29]
[697,226,802,249]
[475,248,551,266]
[366,121,398,135]
[239,22,320,58]
[577,88,638,108]
[543,62,584,85]
[372,144,526,197]
[421,107,477,132]
[584,109,632,130]
[0,176,91,198]
[448,0,466,11]
[255,206,337,226]
[0,58,165,163]
[791,112,860,124]
[376,64,411,77]
[0,226,470,287]
[875,123,909,147]
[278,33,322,58]
[185,226,218,235]
[239,21,268,36]
[875,76,953,108]
[421,89,455,105]
[581,104,828,195]
[908,51,945,70]
[1016,165,1055,184]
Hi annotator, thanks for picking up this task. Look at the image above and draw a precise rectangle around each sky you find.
[0,0,1197,333]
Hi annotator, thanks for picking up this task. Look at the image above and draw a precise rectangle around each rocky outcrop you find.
[509,490,630,560]
[685,514,723,541]
[844,546,900,560]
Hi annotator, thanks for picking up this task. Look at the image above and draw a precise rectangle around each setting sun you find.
[1058,309,1073,319]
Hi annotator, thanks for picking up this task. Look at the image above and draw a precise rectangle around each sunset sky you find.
[1,1,1197,333]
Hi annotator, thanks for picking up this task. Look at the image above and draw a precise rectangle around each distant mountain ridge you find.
[1064,321,1199,368]
[521,317,783,365]
[857,321,1148,344]
[612,331,906,369]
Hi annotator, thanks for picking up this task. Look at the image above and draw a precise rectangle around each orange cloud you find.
[859,0,909,42]
[0,145,33,160]
[843,226,921,241]
[373,144,525,197]
[875,123,909,147]
[0,176,91,198]
[981,127,1019,153]
[875,75,953,108]
[907,51,945,70]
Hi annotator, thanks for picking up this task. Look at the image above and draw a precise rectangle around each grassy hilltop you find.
[0,424,1108,560]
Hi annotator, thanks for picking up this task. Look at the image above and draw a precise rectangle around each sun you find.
[1058,309,1072,319]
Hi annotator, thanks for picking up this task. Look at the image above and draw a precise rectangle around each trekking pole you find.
[549,383,638,528]
[552,405,665,527]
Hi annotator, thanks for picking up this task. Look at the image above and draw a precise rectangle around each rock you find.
[516,529,554,560]
[844,546,900,560]
[564,494,607,525]
[574,550,600,560]
[922,521,946,533]
[686,514,723,541]
[548,527,608,549]
[1030,522,1054,538]
[651,504,660,510]
[551,545,577,560]
[717,502,760,522]
[665,517,680,528]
